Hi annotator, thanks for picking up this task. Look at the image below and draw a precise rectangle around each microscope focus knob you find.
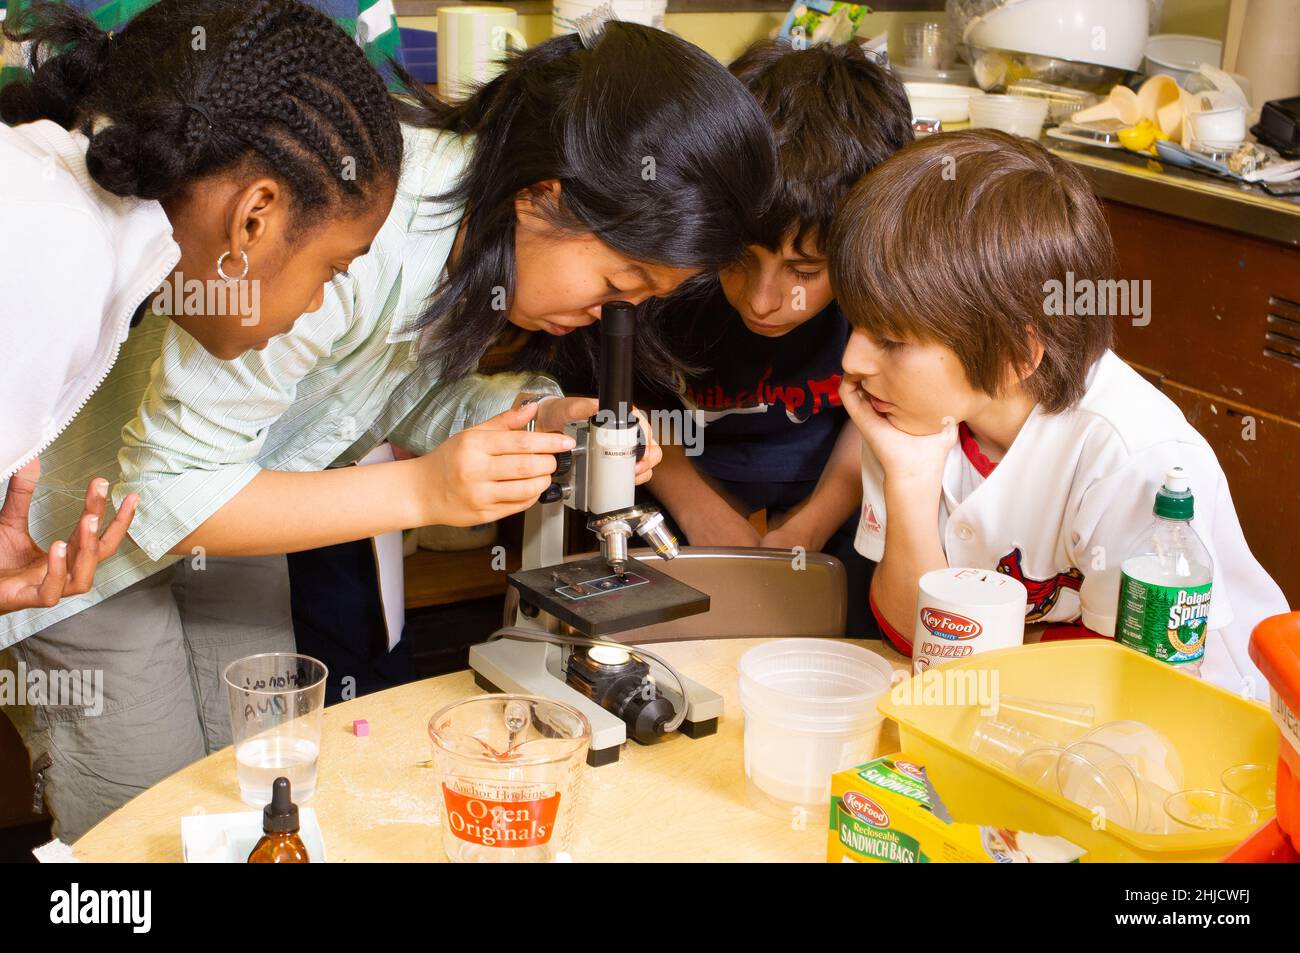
[538,482,565,505]
[553,449,573,478]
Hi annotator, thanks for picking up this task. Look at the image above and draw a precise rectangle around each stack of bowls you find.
[969,94,1050,138]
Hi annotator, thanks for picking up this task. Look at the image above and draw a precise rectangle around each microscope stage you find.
[508,555,710,637]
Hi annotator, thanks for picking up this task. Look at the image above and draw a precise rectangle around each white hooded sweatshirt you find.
[0,119,179,480]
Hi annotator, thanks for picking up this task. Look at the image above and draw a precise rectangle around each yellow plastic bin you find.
[878,640,1278,862]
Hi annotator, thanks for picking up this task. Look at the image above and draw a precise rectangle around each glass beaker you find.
[428,694,590,862]
[223,653,327,806]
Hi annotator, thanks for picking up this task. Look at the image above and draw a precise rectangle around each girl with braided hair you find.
[0,0,405,617]
[0,0,412,837]
[0,5,778,839]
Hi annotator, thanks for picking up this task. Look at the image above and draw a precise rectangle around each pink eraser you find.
[353,719,369,737]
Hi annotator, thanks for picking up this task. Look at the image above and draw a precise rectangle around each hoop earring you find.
[216,250,249,283]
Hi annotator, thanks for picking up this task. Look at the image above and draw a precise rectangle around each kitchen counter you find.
[1046,139,1300,248]
[73,637,909,863]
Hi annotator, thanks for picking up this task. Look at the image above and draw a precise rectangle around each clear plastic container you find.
[738,639,894,818]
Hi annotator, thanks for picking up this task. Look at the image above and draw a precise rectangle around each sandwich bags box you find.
[828,755,1085,863]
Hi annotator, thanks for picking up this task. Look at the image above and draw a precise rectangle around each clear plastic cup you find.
[970,719,1055,770]
[223,653,327,806]
[1135,778,1179,833]
[989,695,1095,744]
[1015,745,1065,791]
[1221,763,1277,811]
[1057,740,1143,830]
[902,20,947,69]
[428,694,589,862]
[1164,789,1259,832]
[1084,720,1185,794]
[1018,743,1174,833]
[738,639,894,817]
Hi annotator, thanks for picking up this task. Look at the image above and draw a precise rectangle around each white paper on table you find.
[357,444,406,651]
[33,839,80,863]
[181,809,327,862]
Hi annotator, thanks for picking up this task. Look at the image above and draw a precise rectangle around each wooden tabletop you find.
[74,638,908,862]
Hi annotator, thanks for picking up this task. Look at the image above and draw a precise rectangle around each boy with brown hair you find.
[645,39,913,636]
[829,128,1287,697]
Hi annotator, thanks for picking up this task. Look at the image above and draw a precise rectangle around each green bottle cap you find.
[1154,466,1194,520]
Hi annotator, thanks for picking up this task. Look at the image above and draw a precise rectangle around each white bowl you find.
[1144,34,1223,85]
[904,82,985,122]
[967,0,1148,71]
[969,94,1050,139]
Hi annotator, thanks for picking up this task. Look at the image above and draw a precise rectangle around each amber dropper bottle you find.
[248,776,310,863]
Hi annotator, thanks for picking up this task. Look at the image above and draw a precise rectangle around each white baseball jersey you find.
[854,351,1289,700]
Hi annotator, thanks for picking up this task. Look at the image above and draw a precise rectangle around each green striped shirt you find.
[1,124,557,649]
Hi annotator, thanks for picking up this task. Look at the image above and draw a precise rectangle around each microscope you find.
[469,301,723,766]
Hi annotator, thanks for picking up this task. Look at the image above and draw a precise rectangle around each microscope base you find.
[468,634,725,767]
[678,717,719,739]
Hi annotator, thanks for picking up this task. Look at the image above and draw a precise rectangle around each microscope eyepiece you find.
[597,300,636,429]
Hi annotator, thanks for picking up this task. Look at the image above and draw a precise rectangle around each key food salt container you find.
[912,568,1028,675]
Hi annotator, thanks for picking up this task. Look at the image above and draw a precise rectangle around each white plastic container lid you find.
[738,639,894,733]
[1145,34,1223,73]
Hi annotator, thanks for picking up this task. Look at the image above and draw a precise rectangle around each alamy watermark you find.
[1043,271,1151,326]
[595,403,706,457]
[50,883,150,933]
[889,665,1001,714]
[0,662,104,716]
[150,271,261,327]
